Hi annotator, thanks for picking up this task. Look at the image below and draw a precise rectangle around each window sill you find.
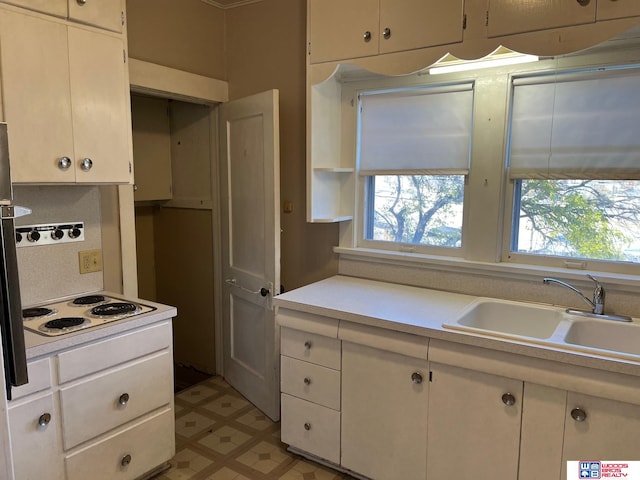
[334,246,640,293]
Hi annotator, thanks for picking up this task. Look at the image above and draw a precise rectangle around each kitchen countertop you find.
[24,293,177,359]
[274,275,640,377]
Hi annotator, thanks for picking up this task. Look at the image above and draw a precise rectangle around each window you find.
[507,68,640,266]
[358,83,473,252]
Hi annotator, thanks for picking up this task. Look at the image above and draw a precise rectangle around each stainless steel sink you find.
[564,319,640,356]
[446,298,565,340]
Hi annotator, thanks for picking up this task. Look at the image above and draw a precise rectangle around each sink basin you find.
[448,299,564,339]
[564,319,640,356]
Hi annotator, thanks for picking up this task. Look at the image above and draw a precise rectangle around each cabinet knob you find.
[411,372,423,384]
[77,0,87,4]
[501,392,516,406]
[303,377,311,386]
[383,27,391,40]
[304,422,311,431]
[38,412,52,427]
[304,341,312,350]
[58,156,72,170]
[119,393,130,406]
[80,158,93,171]
[571,407,587,422]
[363,31,372,42]
[576,0,590,6]
[120,454,132,467]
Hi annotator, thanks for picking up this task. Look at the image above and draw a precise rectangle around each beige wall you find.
[126,0,226,80]
[225,0,339,291]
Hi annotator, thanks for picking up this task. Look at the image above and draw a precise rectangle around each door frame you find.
[107,59,228,373]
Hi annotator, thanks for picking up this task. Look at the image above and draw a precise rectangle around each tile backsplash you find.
[13,185,103,306]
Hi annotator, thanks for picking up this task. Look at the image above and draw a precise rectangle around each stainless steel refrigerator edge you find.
[0,123,28,398]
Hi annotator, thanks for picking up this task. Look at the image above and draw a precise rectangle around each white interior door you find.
[219,90,281,421]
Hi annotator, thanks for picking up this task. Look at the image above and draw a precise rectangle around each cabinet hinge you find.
[307,41,311,56]
[462,13,467,30]
[129,162,132,174]
[121,11,125,26]
[429,371,433,382]
[123,49,127,63]
[485,11,489,27]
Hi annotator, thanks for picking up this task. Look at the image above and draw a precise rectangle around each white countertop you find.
[274,275,640,376]
[24,295,177,359]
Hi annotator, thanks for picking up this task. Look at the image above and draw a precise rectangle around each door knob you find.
[80,158,93,171]
[571,407,587,422]
[363,31,372,42]
[502,392,516,406]
[58,157,72,170]
[38,412,51,427]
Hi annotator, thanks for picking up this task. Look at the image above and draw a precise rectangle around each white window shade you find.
[359,83,473,175]
[509,69,640,179]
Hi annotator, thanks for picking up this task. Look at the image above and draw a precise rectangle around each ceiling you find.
[201,0,263,8]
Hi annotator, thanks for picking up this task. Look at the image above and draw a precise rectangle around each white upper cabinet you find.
[308,0,465,64]
[68,0,124,33]
[487,0,596,38]
[0,8,132,184]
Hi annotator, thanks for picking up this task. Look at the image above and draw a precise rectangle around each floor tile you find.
[197,425,253,455]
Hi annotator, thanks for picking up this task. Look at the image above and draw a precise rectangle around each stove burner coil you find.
[43,317,86,330]
[23,307,55,318]
[72,295,107,306]
[90,302,138,317]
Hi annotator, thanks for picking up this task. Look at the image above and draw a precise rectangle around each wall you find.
[126,0,226,80]
[14,186,103,306]
[225,0,339,291]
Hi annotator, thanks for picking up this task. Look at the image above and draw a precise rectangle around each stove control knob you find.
[15,232,22,243]
[27,230,40,242]
[68,227,82,239]
[52,229,64,240]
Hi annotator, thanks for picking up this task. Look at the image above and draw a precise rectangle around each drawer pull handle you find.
[121,454,132,467]
[38,413,52,427]
[304,341,312,350]
[411,372,423,384]
[303,377,311,385]
[571,407,587,422]
[304,422,311,431]
[502,393,516,406]
[119,393,130,406]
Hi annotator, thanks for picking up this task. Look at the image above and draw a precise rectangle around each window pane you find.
[365,175,464,247]
[512,179,640,262]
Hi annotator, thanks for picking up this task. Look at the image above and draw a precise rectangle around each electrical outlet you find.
[79,249,102,274]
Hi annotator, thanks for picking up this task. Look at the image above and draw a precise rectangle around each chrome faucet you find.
[543,274,631,322]
[543,274,604,314]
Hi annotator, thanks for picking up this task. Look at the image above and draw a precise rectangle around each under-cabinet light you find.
[429,51,539,75]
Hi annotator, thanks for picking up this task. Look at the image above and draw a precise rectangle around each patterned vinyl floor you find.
[151,376,355,480]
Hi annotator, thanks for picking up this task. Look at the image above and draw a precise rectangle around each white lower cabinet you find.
[341,341,428,480]
[8,320,174,480]
[426,362,523,480]
[9,393,64,480]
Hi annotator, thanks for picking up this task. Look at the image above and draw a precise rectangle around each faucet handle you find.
[586,274,605,314]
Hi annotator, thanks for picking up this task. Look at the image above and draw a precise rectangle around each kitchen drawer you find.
[281,327,340,370]
[281,356,340,410]
[58,320,172,383]
[65,407,174,480]
[60,350,173,449]
[281,393,340,464]
[10,357,52,401]
[9,393,65,480]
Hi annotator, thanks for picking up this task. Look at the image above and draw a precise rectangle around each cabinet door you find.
[561,393,640,480]
[308,0,379,64]
[68,0,124,33]
[68,26,132,183]
[0,10,76,183]
[341,342,428,480]
[378,0,464,54]
[427,363,522,480]
[9,394,64,480]
[597,0,640,21]
[487,0,596,38]
[0,0,66,17]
